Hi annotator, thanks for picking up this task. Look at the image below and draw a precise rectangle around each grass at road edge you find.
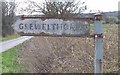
[0,44,24,73]
[0,34,21,42]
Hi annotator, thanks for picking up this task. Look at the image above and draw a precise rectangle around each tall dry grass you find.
[17,24,118,73]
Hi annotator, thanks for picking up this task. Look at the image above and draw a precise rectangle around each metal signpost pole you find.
[13,14,105,73]
[94,13,104,74]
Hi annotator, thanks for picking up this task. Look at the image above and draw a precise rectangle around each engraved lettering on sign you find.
[70,25,76,31]
[47,24,50,30]
[63,24,69,30]
[42,24,46,30]
[18,22,87,31]
[24,24,28,30]
[19,23,24,29]
[35,24,41,29]
[30,24,33,30]
[53,24,58,30]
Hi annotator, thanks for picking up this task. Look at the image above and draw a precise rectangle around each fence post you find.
[94,13,104,74]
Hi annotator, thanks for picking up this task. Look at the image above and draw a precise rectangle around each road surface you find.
[0,36,33,53]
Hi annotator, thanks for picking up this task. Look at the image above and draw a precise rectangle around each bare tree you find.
[2,0,16,37]
[18,0,87,17]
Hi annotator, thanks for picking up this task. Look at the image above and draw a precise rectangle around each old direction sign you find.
[13,18,90,37]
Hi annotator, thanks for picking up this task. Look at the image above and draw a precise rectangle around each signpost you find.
[13,17,90,37]
[94,13,103,74]
[12,14,104,74]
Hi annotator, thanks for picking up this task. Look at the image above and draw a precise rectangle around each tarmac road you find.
[0,36,33,53]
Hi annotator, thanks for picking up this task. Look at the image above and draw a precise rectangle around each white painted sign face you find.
[13,19,89,37]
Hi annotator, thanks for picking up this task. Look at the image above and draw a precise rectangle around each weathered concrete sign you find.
[13,19,89,37]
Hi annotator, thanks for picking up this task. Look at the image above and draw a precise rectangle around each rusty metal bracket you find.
[94,34,103,39]
[20,15,94,21]
[89,33,103,39]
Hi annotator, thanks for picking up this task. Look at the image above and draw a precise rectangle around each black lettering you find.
[53,24,58,30]
[63,24,68,30]
[79,26,82,31]
[35,24,41,29]
[60,24,63,30]
[30,24,33,30]
[75,25,80,31]
[25,24,28,30]
[70,24,76,31]
[52,24,59,30]
[42,24,46,30]
[19,23,24,29]
[52,24,55,30]
[56,24,59,30]
[47,24,50,30]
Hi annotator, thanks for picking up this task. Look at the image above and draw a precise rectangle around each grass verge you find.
[0,34,21,42]
[1,44,23,73]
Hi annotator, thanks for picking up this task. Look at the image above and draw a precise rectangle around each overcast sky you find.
[85,0,119,13]
[15,0,120,15]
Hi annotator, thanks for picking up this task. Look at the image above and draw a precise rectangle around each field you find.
[1,45,24,73]
[16,24,118,73]
[0,34,20,42]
